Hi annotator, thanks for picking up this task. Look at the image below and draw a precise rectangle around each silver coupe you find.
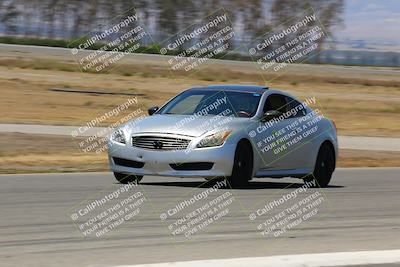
[108,85,338,188]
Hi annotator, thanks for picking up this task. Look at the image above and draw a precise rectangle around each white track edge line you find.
[109,250,400,267]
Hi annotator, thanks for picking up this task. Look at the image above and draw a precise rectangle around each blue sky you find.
[338,0,400,42]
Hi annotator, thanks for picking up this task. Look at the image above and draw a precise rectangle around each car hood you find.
[121,114,248,137]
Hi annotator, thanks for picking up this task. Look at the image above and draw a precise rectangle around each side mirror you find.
[148,106,159,115]
[261,110,282,122]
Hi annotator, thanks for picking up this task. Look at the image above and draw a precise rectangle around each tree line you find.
[0,0,344,49]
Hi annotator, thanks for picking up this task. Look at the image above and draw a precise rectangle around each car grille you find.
[132,135,191,150]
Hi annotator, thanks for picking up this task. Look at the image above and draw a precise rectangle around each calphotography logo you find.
[68,182,148,238]
[160,8,235,77]
[70,97,144,155]
[159,179,238,238]
[68,7,151,76]
[248,179,326,238]
[247,8,330,81]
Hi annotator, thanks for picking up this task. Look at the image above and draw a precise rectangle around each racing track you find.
[0,168,399,266]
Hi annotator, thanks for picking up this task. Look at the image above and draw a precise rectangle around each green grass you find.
[0,36,250,61]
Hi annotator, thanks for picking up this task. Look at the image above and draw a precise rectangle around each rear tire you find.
[226,141,253,188]
[304,143,335,187]
[114,172,143,184]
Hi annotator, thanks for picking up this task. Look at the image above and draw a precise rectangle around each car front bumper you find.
[108,141,236,178]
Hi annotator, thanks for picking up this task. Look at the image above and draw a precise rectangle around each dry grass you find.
[0,133,108,173]
[338,149,400,167]
[1,60,399,136]
[0,54,399,173]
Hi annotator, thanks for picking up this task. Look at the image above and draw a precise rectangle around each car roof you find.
[190,85,268,93]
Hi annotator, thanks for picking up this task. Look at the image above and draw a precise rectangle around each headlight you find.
[197,130,232,148]
[111,129,126,144]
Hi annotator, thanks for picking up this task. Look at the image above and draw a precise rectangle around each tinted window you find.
[286,96,307,117]
[263,94,288,113]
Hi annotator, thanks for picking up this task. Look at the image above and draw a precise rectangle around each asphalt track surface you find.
[0,168,399,267]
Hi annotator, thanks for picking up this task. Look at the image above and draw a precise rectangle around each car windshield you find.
[158,89,262,117]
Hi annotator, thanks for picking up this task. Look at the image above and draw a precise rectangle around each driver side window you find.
[263,94,288,113]
[286,96,307,117]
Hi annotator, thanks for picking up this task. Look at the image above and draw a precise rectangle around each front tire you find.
[304,143,335,187]
[114,172,143,184]
[226,141,253,188]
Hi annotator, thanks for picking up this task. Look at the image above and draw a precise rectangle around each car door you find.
[250,93,293,170]
[279,96,313,170]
